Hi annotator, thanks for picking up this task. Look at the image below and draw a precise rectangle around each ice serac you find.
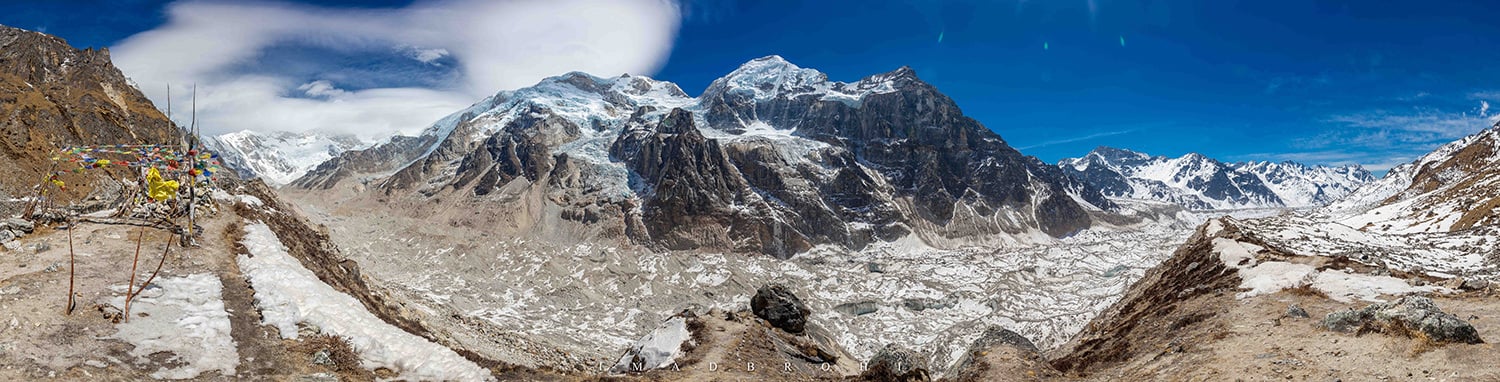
[297,55,1118,256]
[1059,147,1373,210]
[0,25,180,200]
[1327,121,1500,233]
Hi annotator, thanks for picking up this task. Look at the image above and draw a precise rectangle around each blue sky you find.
[4,0,1497,172]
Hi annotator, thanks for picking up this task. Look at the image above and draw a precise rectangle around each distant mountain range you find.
[1059,147,1374,210]
[205,130,372,185]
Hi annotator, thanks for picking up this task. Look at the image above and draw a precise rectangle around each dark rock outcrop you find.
[945,327,1057,382]
[1286,304,1310,318]
[1321,296,1483,344]
[861,343,929,381]
[750,284,810,334]
[969,326,1040,354]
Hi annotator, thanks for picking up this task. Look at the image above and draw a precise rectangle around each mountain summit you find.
[297,56,1119,257]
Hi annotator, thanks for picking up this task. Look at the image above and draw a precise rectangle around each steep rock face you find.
[610,107,811,254]
[791,66,1109,236]
[1060,147,1372,210]
[0,25,178,198]
[298,56,1117,255]
[1328,122,1500,233]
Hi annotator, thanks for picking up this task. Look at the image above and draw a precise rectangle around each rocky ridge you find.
[1059,146,1373,210]
[298,55,1120,256]
[0,24,179,205]
[1326,121,1500,233]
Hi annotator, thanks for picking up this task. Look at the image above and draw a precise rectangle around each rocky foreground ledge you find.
[600,218,1497,381]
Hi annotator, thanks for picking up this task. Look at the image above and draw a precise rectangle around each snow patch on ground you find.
[1214,219,1462,303]
[1312,269,1446,303]
[108,273,238,380]
[210,190,263,207]
[237,222,492,381]
[1213,237,1262,268]
[611,316,692,372]
[1236,261,1316,299]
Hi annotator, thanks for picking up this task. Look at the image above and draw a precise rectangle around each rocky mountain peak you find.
[855,65,922,90]
[301,56,1121,255]
[1086,146,1151,164]
[0,25,179,200]
[655,107,698,135]
[702,55,831,100]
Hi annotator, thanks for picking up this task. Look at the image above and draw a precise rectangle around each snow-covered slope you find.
[1059,147,1372,210]
[206,130,374,185]
[1233,160,1374,207]
[1325,121,1500,233]
[305,55,1118,256]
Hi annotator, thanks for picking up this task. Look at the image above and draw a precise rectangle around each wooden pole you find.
[129,231,172,301]
[123,226,145,321]
[65,220,76,315]
[186,84,197,245]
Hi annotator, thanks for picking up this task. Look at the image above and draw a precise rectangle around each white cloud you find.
[297,80,348,98]
[113,0,682,138]
[406,47,450,64]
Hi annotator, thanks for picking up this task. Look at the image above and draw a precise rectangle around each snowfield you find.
[237,222,493,381]
[108,273,238,380]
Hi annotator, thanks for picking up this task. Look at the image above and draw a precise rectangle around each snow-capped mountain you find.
[206,130,373,185]
[1233,160,1375,207]
[1059,147,1373,210]
[1326,121,1500,233]
[299,55,1121,256]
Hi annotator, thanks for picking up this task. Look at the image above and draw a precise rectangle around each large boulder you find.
[861,344,929,381]
[1321,296,1483,344]
[944,326,1058,381]
[750,284,810,334]
[968,326,1039,354]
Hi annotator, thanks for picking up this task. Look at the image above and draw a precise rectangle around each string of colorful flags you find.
[44,144,222,200]
[52,144,222,178]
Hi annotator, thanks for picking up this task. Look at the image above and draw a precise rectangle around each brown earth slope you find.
[0,25,180,207]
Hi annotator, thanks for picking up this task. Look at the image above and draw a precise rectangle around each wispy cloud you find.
[113,0,683,138]
[1293,100,1495,171]
[1017,129,1136,150]
[1469,90,1500,101]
